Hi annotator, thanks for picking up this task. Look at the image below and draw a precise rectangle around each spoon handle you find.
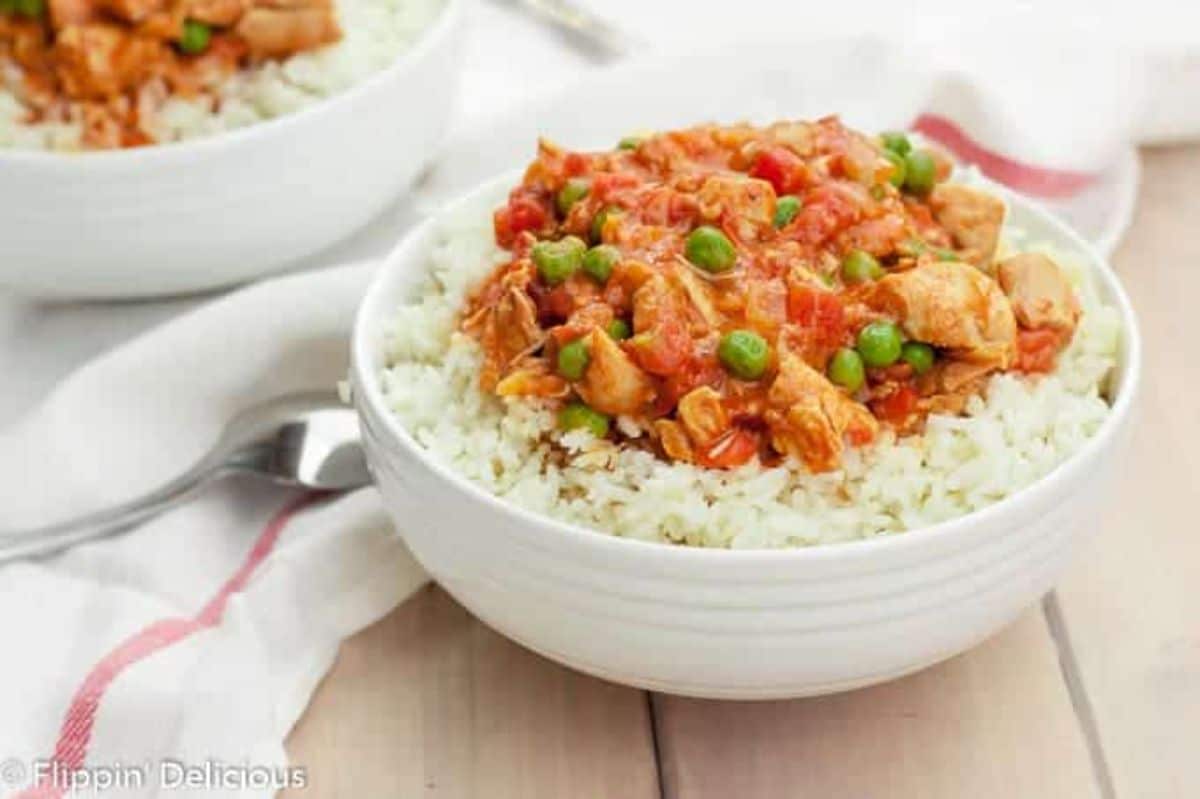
[0,462,223,565]
[506,0,639,59]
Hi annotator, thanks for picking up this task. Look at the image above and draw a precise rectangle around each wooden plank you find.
[284,585,661,798]
[654,610,1099,799]
[1054,144,1200,799]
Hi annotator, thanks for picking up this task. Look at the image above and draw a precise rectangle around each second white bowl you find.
[0,0,463,299]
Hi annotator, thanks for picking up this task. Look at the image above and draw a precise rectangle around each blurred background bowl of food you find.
[0,0,462,298]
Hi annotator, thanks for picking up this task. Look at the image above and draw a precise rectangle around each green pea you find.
[936,248,959,261]
[179,19,211,54]
[556,178,589,217]
[773,195,801,228]
[901,341,936,375]
[718,329,769,380]
[582,244,620,283]
[557,338,590,381]
[685,225,737,274]
[590,205,619,244]
[607,318,631,340]
[880,131,912,156]
[841,249,884,283]
[898,238,927,258]
[15,0,43,15]
[903,149,937,195]
[856,321,904,368]
[827,347,866,392]
[883,149,907,188]
[559,401,610,438]
[618,136,642,151]
[532,236,585,284]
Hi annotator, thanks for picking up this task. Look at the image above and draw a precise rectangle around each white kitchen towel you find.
[0,263,413,799]
[2,13,1198,795]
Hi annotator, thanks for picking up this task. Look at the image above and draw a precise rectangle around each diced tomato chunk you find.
[591,172,641,202]
[871,384,918,425]
[630,321,691,377]
[788,186,860,245]
[787,284,845,341]
[563,152,590,176]
[528,283,574,322]
[1015,328,1065,373]
[751,146,807,196]
[494,193,549,247]
[696,429,759,469]
[654,355,724,415]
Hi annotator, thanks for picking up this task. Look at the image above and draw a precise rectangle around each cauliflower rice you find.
[0,0,444,151]
[379,195,1122,549]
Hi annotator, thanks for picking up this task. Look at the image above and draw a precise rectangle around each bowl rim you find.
[352,169,1143,565]
[0,0,462,169]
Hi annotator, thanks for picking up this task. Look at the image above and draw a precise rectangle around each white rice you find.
[379,195,1122,549]
[0,0,444,151]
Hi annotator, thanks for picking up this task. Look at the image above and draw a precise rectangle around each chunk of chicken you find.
[654,419,695,463]
[869,261,1017,369]
[765,351,879,473]
[495,357,569,400]
[632,273,682,333]
[575,329,655,416]
[53,25,171,101]
[183,0,247,26]
[918,360,994,417]
[236,0,339,58]
[996,252,1081,333]
[671,265,722,330]
[464,282,544,390]
[49,0,99,29]
[676,386,729,447]
[99,0,166,23]
[562,302,614,338]
[696,174,776,240]
[929,184,1005,270]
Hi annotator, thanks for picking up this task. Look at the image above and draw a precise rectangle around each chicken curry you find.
[463,119,1082,473]
[0,0,339,147]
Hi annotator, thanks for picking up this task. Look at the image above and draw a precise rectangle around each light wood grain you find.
[284,585,661,798]
[654,610,1099,799]
[1054,144,1200,799]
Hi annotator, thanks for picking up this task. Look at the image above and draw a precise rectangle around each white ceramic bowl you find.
[351,174,1141,699]
[0,0,463,300]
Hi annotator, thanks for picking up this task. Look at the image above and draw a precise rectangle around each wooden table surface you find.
[284,145,1200,798]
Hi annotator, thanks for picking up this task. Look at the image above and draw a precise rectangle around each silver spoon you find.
[0,391,370,565]
[494,0,640,60]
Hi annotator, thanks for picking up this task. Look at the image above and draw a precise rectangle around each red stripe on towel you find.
[912,113,1097,199]
[15,492,323,799]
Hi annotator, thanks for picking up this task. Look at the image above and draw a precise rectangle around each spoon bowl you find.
[0,391,371,564]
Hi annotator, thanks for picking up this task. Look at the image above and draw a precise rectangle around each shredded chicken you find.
[870,261,1017,369]
[464,119,1086,472]
[495,357,570,400]
[53,24,167,100]
[654,419,695,463]
[765,350,879,473]
[2,0,340,148]
[464,278,545,390]
[929,184,1005,270]
[997,252,1081,333]
[574,329,655,416]
[236,0,338,58]
[677,386,729,447]
[696,174,776,240]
